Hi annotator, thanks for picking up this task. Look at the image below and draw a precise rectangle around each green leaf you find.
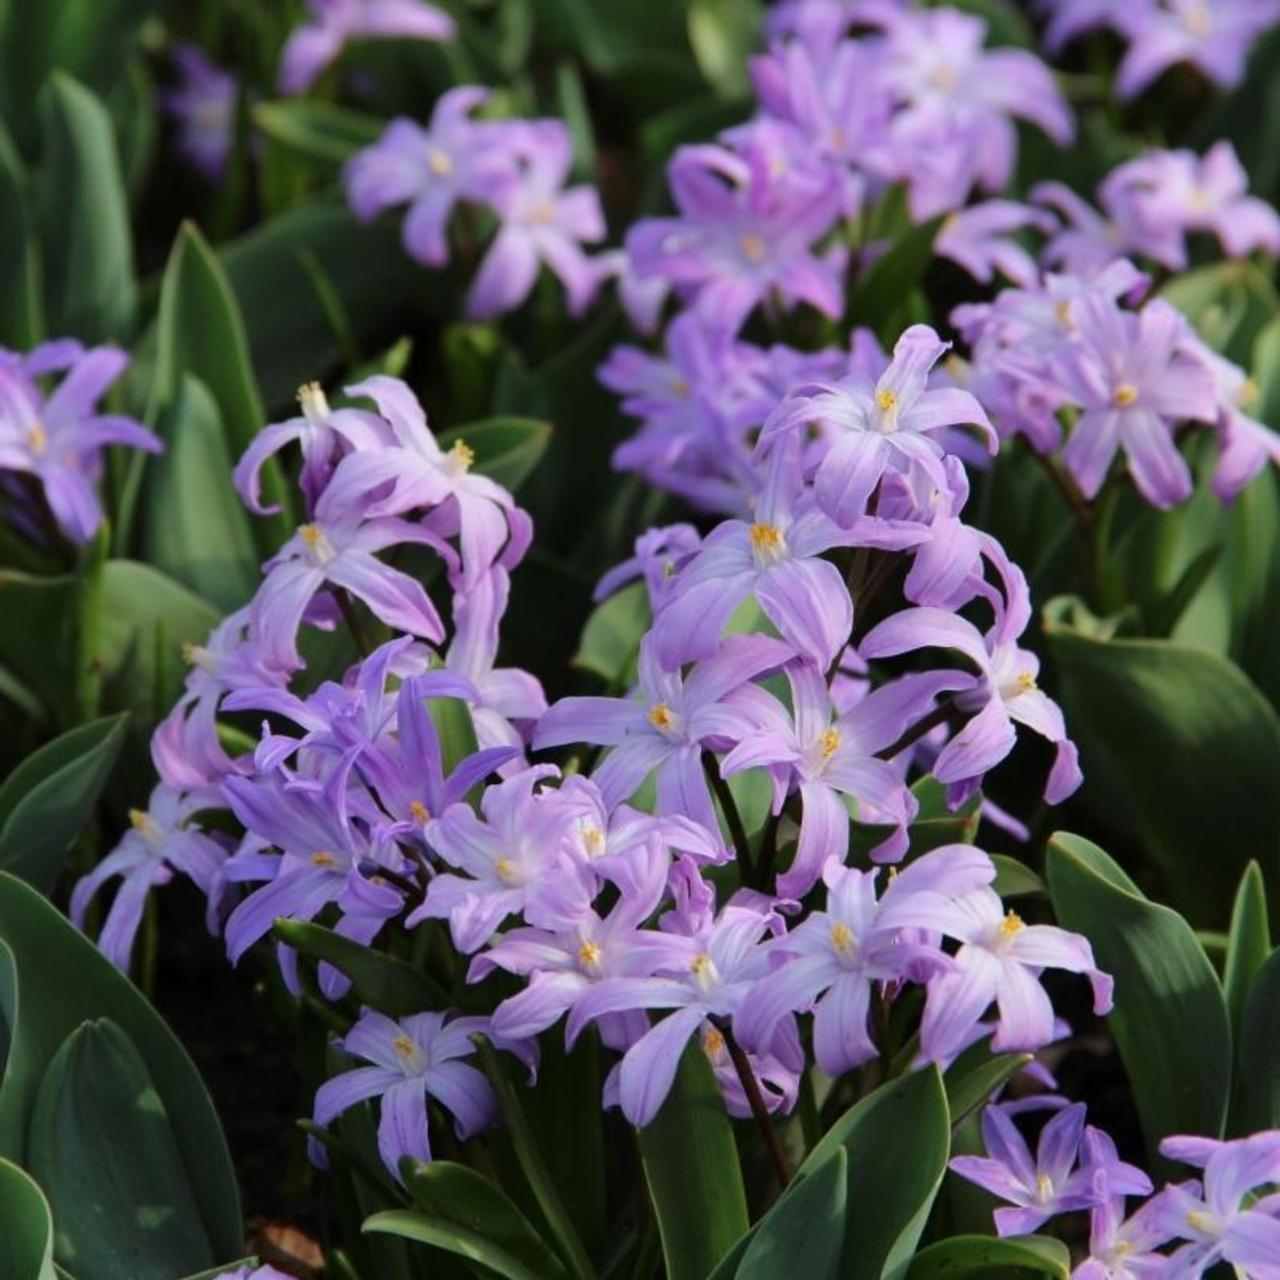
[364,1209,544,1280]
[0,712,128,893]
[271,919,448,1016]
[0,1156,58,1280]
[1162,260,1280,368]
[252,99,385,167]
[854,216,945,344]
[943,1051,1034,1130]
[737,1146,846,1280]
[572,581,649,686]
[474,1037,597,1280]
[636,1039,749,1280]
[142,375,260,612]
[794,1065,951,1279]
[1234,948,1280,1133]
[27,1018,216,1278]
[37,72,135,342]
[990,856,1045,899]
[1044,611,1280,926]
[401,1159,570,1279]
[138,221,290,548]
[0,120,42,348]
[179,1262,260,1280]
[0,873,241,1259]
[437,417,553,494]
[1223,862,1271,1044]
[688,0,762,99]
[1046,832,1231,1170]
[0,568,79,724]
[906,1234,1070,1279]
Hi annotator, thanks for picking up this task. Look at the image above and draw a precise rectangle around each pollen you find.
[181,643,198,664]
[830,921,855,954]
[740,233,766,262]
[1112,383,1139,407]
[311,851,337,868]
[392,1033,416,1058]
[296,381,330,421]
[581,824,606,856]
[129,808,158,836]
[1185,1209,1213,1233]
[1035,1173,1054,1202]
[27,422,47,454]
[427,148,453,176]
[648,702,674,731]
[408,800,430,824]
[577,940,602,969]
[299,522,322,548]
[495,857,517,883]
[820,727,841,758]
[999,909,1025,941]
[449,439,475,471]
[702,1026,726,1057]
[749,522,784,560]
[876,388,898,414]
[1015,671,1037,692]
[1054,300,1074,329]
[690,952,713,977]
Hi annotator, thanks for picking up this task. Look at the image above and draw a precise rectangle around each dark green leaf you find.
[142,375,260,612]
[27,1018,215,1278]
[252,99,385,167]
[636,1039,749,1280]
[944,1052,1033,1130]
[0,1156,58,1280]
[37,72,135,342]
[1234,949,1280,1133]
[0,120,42,348]
[572,581,649,686]
[906,1234,1070,1279]
[0,873,241,1258]
[1046,832,1231,1171]
[737,1146,846,1280]
[272,919,448,1016]
[438,417,553,494]
[402,1159,569,1279]
[688,0,762,98]
[1223,862,1271,1042]
[855,216,945,344]
[0,712,128,893]
[1044,609,1280,925]
[364,1209,544,1280]
[990,856,1045,899]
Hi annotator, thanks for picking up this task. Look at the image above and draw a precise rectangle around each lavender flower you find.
[160,45,238,181]
[936,201,1056,290]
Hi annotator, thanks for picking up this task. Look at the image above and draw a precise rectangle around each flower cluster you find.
[0,341,160,546]
[954,1102,1280,1279]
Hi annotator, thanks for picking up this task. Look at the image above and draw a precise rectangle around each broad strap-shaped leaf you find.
[252,99,385,168]
[0,1156,58,1280]
[437,417,553,495]
[364,1209,545,1280]
[572,581,649,687]
[687,0,761,99]
[27,1018,216,1278]
[906,1233,1070,1279]
[0,873,242,1259]
[989,856,1045,900]
[36,72,135,342]
[636,1039,749,1280]
[1044,612,1280,926]
[943,1050,1033,1131]
[0,119,41,348]
[1223,862,1271,1046]
[0,712,129,893]
[1046,832,1231,1171]
[737,1146,846,1280]
[1233,949,1280,1134]
[793,1065,951,1280]
[272,919,448,1017]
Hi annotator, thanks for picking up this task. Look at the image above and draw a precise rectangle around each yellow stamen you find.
[495,857,517,883]
[27,422,47,454]
[820,727,841,758]
[311,851,337,868]
[296,381,330,421]
[129,808,157,835]
[181,642,198,664]
[408,800,430,825]
[299,522,322,548]
[427,148,453,176]
[740,233,766,262]
[1035,1173,1053,1202]
[648,702,674,731]
[449,439,475,471]
[1185,1209,1213,1233]
[581,824,606,856]
[830,921,855,955]
[1054,299,1074,330]
[1000,909,1025,941]
[393,1033,416,1058]
[1112,383,1139,407]
[1015,671,1037,692]
[702,1026,726,1056]
[577,940,602,969]
[690,952,713,979]
[748,522,784,560]
[876,388,898,414]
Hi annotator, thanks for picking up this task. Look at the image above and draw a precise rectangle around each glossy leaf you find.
[0,873,241,1258]
[906,1234,1070,1279]
[437,417,553,494]
[793,1065,950,1279]
[943,1051,1033,1130]
[688,0,761,99]
[990,856,1045,899]
[364,1209,543,1280]
[636,1039,749,1280]
[142,375,260,612]
[1234,949,1280,1133]
[572,581,649,686]
[737,1146,846,1280]
[1046,832,1231,1171]
[1044,609,1280,926]
[1223,861,1271,1043]
[0,1156,58,1280]
[0,121,41,348]
[253,98,385,167]
[401,1159,570,1280]
[37,72,135,342]
[0,712,128,893]
[854,215,945,344]
[272,918,448,1016]
[27,1018,215,1278]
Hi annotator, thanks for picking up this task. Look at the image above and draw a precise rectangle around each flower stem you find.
[336,588,371,657]
[720,1021,792,1190]
[704,753,755,883]
[876,699,955,761]
[1033,448,1091,535]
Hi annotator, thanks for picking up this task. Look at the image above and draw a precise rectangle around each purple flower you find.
[0,346,160,545]
[919,887,1113,1063]
[279,0,454,95]
[233,380,388,516]
[160,45,237,181]
[695,1021,799,1119]
[1052,295,1218,507]
[719,661,947,890]
[626,122,843,336]
[1039,0,1146,52]
[1114,0,1280,99]
[408,765,590,951]
[737,845,994,1073]
[312,1009,496,1177]
[344,88,515,267]
[1073,1134,1176,1279]
[760,324,994,526]
[534,633,792,832]
[650,439,926,671]
[318,375,531,589]
[593,523,702,612]
[72,785,227,971]
[951,1103,1149,1236]
[214,1267,294,1280]
[467,121,605,320]
[936,201,1056,289]
[566,896,783,1126]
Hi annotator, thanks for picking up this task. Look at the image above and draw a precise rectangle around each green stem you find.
[335,588,371,657]
[720,1022,792,1190]
[704,754,754,883]
[876,699,955,761]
